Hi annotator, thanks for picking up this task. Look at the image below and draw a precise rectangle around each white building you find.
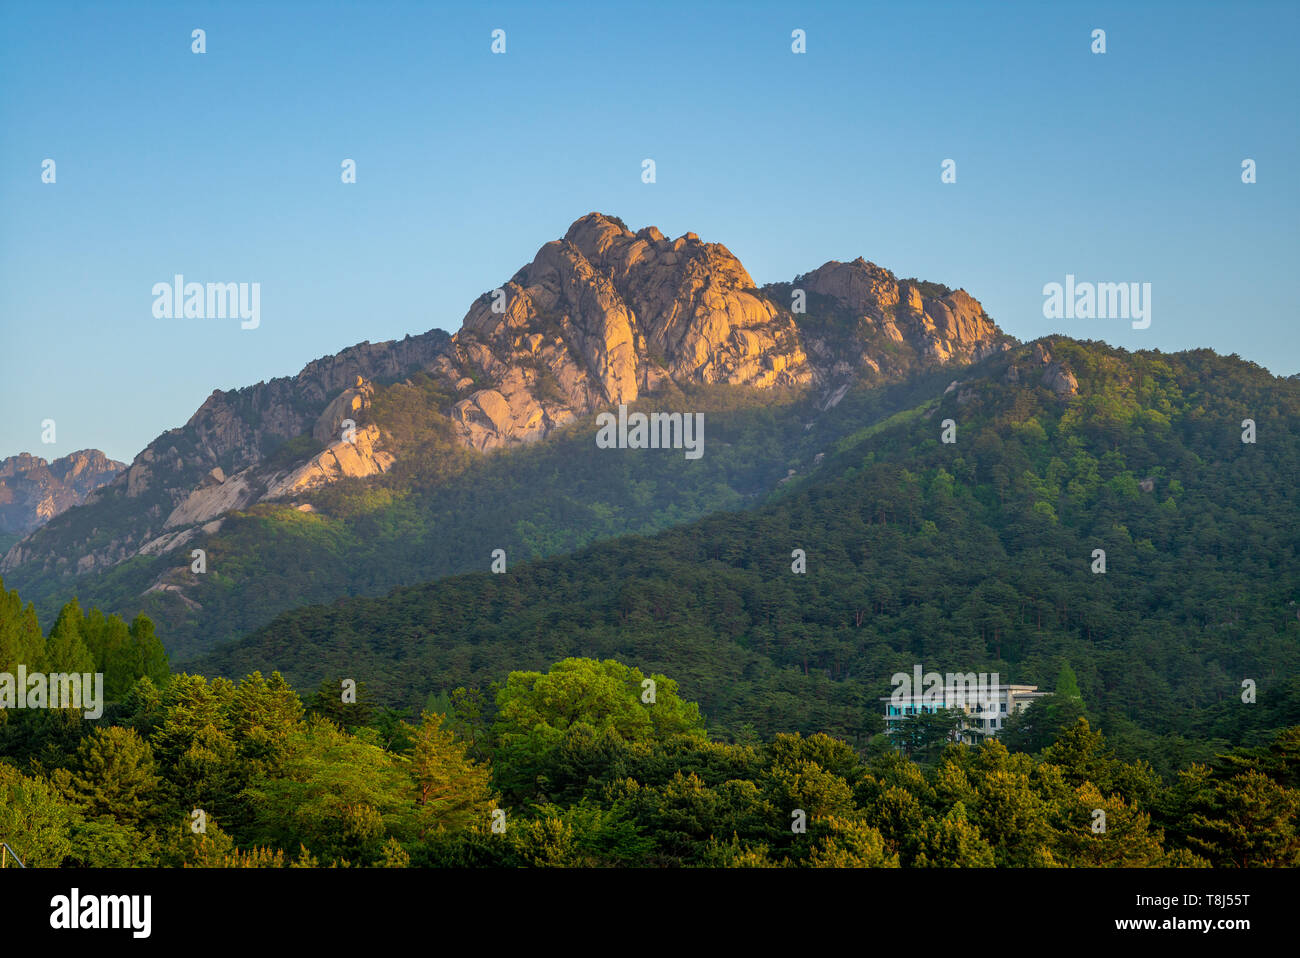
[881,683,1048,744]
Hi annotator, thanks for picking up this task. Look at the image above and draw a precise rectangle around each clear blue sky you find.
[2,0,1296,463]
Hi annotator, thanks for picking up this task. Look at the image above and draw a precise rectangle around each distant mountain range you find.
[0,449,124,535]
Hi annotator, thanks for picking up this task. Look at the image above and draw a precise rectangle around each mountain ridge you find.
[2,213,1012,586]
[0,448,125,535]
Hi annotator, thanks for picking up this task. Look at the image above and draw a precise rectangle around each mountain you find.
[0,332,452,579]
[194,339,1300,772]
[0,449,125,536]
[0,213,1010,657]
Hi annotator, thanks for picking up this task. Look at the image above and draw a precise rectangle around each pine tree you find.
[57,725,160,827]
[410,711,496,836]
[42,598,94,674]
[0,577,44,673]
[127,614,169,688]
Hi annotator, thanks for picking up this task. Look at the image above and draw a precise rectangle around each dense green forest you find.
[196,341,1300,776]
[4,337,1298,867]
[7,369,959,662]
[2,643,1296,868]
[0,580,169,701]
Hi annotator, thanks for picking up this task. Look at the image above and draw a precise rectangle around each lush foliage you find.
[4,336,1298,866]
[0,582,168,694]
[2,650,1296,868]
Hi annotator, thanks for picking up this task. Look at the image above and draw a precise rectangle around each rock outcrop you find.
[796,258,1004,367]
[1030,342,1079,398]
[442,214,813,451]
[264,424,395,499]
[1042,363,1080,398]
[313,377,375,445]
[163,468,256,530]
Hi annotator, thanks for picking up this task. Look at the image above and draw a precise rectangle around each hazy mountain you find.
[0,449,125,535]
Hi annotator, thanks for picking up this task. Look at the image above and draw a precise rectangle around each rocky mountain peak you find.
[0,449,126,534]
[796,256,1003,365]
[453,213,811,451]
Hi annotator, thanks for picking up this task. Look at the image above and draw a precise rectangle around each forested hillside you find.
[1,651,1295,868]
[13,370,958,661]
[197,339,1300,773]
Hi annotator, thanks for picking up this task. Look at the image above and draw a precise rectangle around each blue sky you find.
[2,0,1296,463]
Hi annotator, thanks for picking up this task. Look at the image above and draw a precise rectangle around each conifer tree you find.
[43,597,94,674]
[0,577,44,673]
